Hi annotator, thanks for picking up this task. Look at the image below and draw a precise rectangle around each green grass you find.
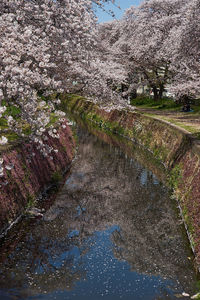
[131,95,200,114]
[130,95,182,110]
[161,118,199,133]
[142,113,200,136]
[190,98,200,112]
[131,95,200,137]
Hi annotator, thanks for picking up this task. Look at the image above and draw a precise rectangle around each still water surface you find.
[0,122,198,300]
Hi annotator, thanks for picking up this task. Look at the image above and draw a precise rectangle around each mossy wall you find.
[61,94,193,167]
[61,94,200,267]
[0,121,75,235]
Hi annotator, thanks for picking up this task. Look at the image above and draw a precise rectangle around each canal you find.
[0,118,198,300]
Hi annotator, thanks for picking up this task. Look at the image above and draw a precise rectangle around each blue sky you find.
[96,0,143,23]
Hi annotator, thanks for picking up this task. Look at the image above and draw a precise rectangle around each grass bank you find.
[131,96,200,137]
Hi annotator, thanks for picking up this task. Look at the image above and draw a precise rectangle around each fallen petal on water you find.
[182,292,190,297]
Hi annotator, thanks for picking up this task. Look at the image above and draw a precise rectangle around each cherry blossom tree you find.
[69,18,128,107]
[121,0,190,100]
[97,0,199,102]
[96,19,137,100]
[0,0,119,177]
[0,0,95,132]
[167,0,200,101]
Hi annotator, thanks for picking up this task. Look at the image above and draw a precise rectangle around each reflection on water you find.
[0,125,198,300]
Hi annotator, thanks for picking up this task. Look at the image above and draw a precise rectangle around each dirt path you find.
[135,107,200,135]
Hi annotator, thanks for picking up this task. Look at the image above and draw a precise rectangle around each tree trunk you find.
[180,95,191,112]
[159,84,164,99]
[130,89,137,99]
[152,86,159,101]
[152,85,164,100]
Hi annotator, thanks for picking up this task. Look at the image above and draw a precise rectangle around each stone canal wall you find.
[61,94,200,266]
[0,121,75,236]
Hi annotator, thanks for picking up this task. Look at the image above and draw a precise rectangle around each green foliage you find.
[192,99,200,112]
[131,95,200,116]
[181,205,195,251]
[113,125,125,135]
[0,96,61,146]
[48,113,59,126]
[60,93,87,111]
[0,103,21,134]
[131,95,181,110]
[90,113,125,136]
[0,118,7,127]
[194,283,200,297]
[4,132,19,142]
[193,132,200,139]
[51,171,62,188]
[26,194,36,209]
[153,147,162,160]
[168,163,183,189]
[131,95,155,106]
[192,293,200,300]
[6,105,21,119]
[0,118,8,130]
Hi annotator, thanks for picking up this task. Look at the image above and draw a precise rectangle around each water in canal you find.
[0,120,199,300]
